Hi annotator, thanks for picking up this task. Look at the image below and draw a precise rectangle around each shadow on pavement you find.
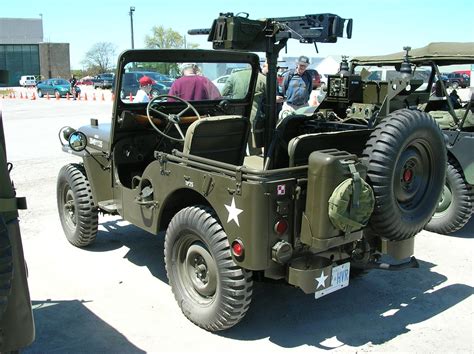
[71,219,473,349]
[85,218,168,283]
[222,259,473,349]
[24,299,145,353]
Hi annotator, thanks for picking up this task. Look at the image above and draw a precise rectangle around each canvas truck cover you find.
[351,42,474,66]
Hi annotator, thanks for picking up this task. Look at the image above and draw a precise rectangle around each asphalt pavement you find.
[1,94,473,353]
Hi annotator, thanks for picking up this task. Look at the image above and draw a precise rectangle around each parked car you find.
[119,71,173,99]
[446,72,470,89]
[19,75,36,87]
[93,73,115,89]
[36,78,80,98]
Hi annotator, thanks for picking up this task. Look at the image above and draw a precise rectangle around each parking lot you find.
[1,95,473,353]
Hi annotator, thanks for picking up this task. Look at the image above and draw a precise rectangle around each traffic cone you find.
[93,93,96,101]
[129,92,133,102]
[20,92,23,99]
[101,93,105,101]
[66,92,70,100]
[55,91,60,100]
[111,93,115,101]
[46,93,50,100]
[31,92,36,100]
[24,92,28,99]
[84,93,88,101]
[78,93,81,100]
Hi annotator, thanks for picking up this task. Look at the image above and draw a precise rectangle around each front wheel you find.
[425,160,473,234]
[57,164,98,247]
[362,109,446,240]
[37,89,43,98]
[164,206,253,331]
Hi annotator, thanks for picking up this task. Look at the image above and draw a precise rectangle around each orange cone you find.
[129,92,133,102]
[46,93,50,100]
[20,92,23,99]
[55,91,60,100]
[66,92,70,100]
[84,93,88,101]
[25,92,28,99]
[93,93,96,101]
[31,92,36,100]
[101,93,105,101]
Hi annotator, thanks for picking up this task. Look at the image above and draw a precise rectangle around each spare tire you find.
[362,109,446,240]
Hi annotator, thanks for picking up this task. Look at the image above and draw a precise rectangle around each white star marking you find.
[224,197,243,226]
[316,271,328,289]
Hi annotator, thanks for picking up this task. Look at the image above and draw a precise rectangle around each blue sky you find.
[3,0,474,69]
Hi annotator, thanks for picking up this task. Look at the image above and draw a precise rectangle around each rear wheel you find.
[164,206,253,331]
[425,160,473,234]
[451,81,459,89]
[362,109,446,240]
[37,89,43,98]
[57,163,98,247]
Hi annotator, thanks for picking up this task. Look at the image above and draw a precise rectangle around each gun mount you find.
[189,12,353,157]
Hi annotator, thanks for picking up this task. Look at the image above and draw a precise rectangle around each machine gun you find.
[189,13,352,157]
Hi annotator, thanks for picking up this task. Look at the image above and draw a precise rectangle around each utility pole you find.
[129,6,135,49]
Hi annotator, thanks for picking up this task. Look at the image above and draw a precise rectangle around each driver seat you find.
[183,115,250,165]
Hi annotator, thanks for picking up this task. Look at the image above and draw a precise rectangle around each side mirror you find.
[68,131,87,152]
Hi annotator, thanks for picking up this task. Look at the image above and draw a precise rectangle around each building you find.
[0,17,70,86]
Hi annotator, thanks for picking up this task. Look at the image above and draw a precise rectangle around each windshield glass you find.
[118,61,253,103]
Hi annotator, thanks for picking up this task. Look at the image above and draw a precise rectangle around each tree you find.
[145,25,198,49]
[81,42,117,75]
[144,26,199,76]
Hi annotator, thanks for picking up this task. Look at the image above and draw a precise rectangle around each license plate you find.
[315,262,350,299]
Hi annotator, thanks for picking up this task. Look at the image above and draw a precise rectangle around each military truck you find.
[351,42,474,234]
[56,13,446,331]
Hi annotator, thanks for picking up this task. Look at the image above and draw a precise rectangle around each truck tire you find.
[164,206,253,331]
[425,160,473,234]
[362,109,446,240]
[57,163,98,247]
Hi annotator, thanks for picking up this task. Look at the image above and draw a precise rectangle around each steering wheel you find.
[146,94,201,142]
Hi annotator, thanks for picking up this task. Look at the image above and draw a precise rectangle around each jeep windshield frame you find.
[111,49,261,148]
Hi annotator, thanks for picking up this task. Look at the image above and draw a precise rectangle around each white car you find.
[19,75,36,87]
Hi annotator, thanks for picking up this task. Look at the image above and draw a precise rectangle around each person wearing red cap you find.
[135,75,154,103]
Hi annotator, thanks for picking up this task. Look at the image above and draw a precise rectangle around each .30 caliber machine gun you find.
[189,13,352,157]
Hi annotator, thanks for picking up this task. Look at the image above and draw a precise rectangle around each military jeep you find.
[351,42,474,234]
[56,13,446,331]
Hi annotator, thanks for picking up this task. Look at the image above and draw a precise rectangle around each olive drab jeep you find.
[56,13,446,331]
[351,42,474,234]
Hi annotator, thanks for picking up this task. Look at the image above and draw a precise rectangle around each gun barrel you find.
[188,28,211,35]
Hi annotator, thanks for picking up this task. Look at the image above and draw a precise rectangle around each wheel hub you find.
[184,243,217,297]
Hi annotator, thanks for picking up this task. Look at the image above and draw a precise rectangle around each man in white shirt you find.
[135,76,153,103]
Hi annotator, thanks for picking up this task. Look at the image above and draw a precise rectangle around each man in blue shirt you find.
[280,55,313,120]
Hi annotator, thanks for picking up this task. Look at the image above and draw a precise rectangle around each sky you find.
[3,0,474,70]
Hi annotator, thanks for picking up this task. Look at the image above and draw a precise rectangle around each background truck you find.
[56,13,446,331]
[346,42,474,234]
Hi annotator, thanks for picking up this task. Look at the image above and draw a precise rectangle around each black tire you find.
[362,109,446,240]
[37,89,43,98]
[164,206,253,331]
[451,81,459,89]
[57,163,98,247]
[425,160,473,234]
